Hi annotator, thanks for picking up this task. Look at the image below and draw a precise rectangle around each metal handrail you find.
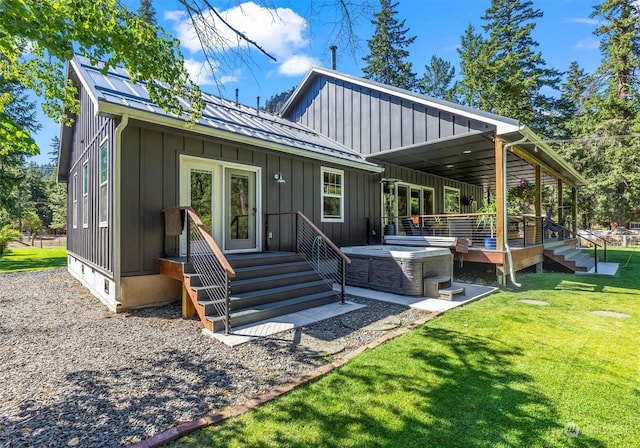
[163,206,235,334]
[547,220,606,271]
[265,211,351,303]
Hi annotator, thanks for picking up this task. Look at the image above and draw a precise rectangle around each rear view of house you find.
[59,55,588,334]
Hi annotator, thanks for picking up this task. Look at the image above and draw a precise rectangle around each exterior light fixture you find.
[446,164,454,168]
[463,150,472,154]
[274,172,286,183]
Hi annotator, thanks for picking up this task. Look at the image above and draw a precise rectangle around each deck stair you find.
[423,275,465,301]
[163,252,340,333]
[543,240,595,272]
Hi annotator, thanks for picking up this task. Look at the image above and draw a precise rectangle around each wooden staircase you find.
[160,252,340,333]
[543,240,595,272]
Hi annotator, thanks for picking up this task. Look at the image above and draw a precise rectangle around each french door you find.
[180,156,260,253]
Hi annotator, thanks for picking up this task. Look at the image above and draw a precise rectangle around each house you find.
[58,55,586,333]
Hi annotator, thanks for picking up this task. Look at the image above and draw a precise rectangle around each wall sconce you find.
[462,195,474,206]
[274,172,286,184]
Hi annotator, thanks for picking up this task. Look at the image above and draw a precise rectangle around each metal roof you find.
[69,55,381,172]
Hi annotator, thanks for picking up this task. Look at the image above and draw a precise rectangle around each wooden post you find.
[182,284,195,318]
[495,135,505,252]
[495,135,506,286]
[571,187,578,235]
[557,178,564,240]
[535,165,542,244]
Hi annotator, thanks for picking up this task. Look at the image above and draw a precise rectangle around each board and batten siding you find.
[119,121,381,277]
[66,75,115,276]
[285,76,492,156]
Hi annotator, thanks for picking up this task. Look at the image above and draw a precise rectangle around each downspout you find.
[114,114,129,307]
[502,134,528,288]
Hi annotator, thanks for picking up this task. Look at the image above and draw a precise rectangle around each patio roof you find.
[368,128,587,189]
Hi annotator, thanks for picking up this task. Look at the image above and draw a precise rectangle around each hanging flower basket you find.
[509,179,536,214]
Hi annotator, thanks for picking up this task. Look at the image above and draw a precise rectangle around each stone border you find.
[129,310,442,448]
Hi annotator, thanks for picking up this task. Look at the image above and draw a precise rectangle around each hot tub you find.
[341,245,453,296]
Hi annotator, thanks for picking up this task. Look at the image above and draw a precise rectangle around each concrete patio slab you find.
[204,301,366,347]
[579,262,619,276]
[338,282,498,312]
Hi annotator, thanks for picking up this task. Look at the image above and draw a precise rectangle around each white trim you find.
[179,155,262,253]
[69,58,101,117]
[98,137,109,227]
[98,101,384,174]
[444,186,461,214]
[72,174,78,229]
[113,114,129,307]
[82,161,89,228]
[320,166,344,223]
[67,253,118,312]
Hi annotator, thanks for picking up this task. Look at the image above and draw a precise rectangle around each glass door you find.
[225,168,257,251]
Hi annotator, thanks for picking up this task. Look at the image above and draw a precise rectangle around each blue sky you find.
[30,0,604,165]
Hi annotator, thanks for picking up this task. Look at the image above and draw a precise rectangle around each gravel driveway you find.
[0,268,426,447]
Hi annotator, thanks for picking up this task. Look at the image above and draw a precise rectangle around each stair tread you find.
[439,286,465,294]
[232,270,318,285]
[234,260,310,273]
[232,279,330,299]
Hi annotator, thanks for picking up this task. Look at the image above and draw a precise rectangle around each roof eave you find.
[99,101,383,173]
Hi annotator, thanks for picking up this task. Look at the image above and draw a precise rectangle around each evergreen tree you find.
[457,25,493,109]
[264,86,296,114]
[0,74,40,220]
[583,0,640,226]
[457,0,560,135]
[418,55,458,102]
[138,0,157,26]
[362,0,417,90]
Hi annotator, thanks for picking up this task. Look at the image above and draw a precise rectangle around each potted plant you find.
[476,200,497,249]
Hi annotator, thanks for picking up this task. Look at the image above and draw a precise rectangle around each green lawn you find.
[0,246,68,273]
[173,247,640,448]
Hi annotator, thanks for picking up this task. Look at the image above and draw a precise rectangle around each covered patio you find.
[371,123,588,285]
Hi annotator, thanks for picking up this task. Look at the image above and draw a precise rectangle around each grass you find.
[172,247,640,448]
[0,246,68,273]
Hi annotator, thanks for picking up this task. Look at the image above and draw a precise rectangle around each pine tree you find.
[362,0,417,90]
[582,0,640,226]
[457,0,560,135]
[138,0,157,26]
[418,56,458,102]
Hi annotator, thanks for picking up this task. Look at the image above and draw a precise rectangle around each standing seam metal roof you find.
[72,55,379,169]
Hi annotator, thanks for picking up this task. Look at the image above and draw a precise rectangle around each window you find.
[321,167,344,222]
[444,187,460,214]
[72,174,78,229]
[99,140,108,226]
[82,161,89,228]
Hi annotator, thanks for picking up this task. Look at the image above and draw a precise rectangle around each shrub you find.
[0,225,22,255]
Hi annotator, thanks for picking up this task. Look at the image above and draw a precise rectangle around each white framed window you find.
[99,139,109,226]
[444,186,460,214]
[82,161,89,228]
[321,167,344,222]
[72,174,78,229]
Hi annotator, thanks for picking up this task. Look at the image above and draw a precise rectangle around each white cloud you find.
[166,2,309,60]
[184,58,216,85]
[574,38,600,50]
[166,2,315,79]
[566,17,599,26]
[279,55,320,76]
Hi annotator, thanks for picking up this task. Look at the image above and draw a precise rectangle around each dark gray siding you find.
[66,72,115,275]
[119,121,381,277]
[285,77,490,155]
